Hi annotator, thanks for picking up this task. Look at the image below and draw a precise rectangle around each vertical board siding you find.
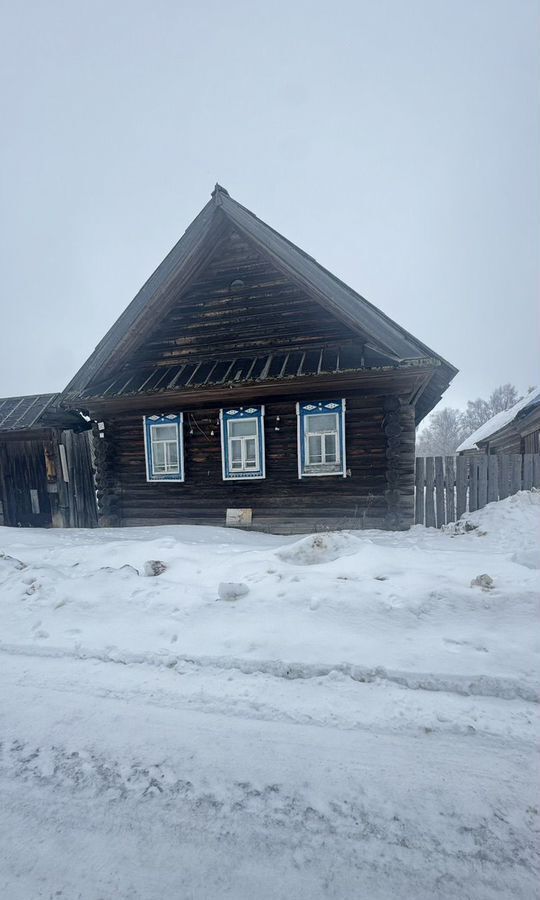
[434,456,445,528]
[469,457,478,513]
[414,457,425,525]
[456,456,468,519]
[487,456,499,503]
[523,454,533,491]
[424,457,436,528]
[415,453,540,527]
[477,456,488,509]
[445,456,455,524]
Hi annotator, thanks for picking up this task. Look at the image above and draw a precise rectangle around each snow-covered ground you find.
[1,492,539,898]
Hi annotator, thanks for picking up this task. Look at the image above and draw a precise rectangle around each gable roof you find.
[62,185,457,420]
[456,386,540,452]
[0,393,88,434]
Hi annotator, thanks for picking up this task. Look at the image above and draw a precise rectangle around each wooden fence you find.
[415,453,540,528]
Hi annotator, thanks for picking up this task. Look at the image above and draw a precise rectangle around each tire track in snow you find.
[0,641,538,702]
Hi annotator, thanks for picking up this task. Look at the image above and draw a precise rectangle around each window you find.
[220,406,265,479]
[144,414,184,482]
[297,400,346,477]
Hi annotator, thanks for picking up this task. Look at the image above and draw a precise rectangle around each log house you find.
[61,186,457,532]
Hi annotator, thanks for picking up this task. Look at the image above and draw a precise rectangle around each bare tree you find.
[489,383,520,415]
[417,383,522,456]
[416,408,465,456]
[462,383,521,435]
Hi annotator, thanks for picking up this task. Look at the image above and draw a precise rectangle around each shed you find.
[456,387,540,456]
[0,393,97,528]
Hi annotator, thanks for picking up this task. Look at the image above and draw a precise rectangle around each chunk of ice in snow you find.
[277,532,363,566]
[218,582,249,601]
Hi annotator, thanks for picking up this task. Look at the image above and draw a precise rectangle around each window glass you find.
[305,413,337,434]
[307,434,323,464]
[245,438,257,466]
[230,419,257,437]
[153,442,166,469]
[152,424,177,442]
[324,433,337,462]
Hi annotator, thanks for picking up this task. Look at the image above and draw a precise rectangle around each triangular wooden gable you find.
[97,224,388,380]
[62,185,457,419]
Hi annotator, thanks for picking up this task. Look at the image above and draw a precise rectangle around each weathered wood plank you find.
[477,455,488,509]
[415,457,425,525]
[511,454,522,496]
[424,457,436,528]
[487,455,498,503]
[533,454,540,488]
[434,456,445,527]
[499,454,511,500]
[522,453,533,491]
[469,457,478,512]
[456,456,468,519]
[445,456,455,523]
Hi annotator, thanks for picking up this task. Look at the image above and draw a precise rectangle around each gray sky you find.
[1,0,538,413]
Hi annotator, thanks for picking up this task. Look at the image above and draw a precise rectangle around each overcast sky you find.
[1,0,538,414]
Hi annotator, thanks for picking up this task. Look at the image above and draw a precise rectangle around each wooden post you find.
[487,456,498,503]
[499,454,511,500]
[477,456,488,509]
[425,457,436,528]
[511,454,522,496]
[469,457,478,512]
[456,456,467,519]
[415,457,425,525]
[445,455,455,523]
[434,456,445,527]
[523,454,533,491]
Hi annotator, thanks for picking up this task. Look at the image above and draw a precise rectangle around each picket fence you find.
[415,453,540,528]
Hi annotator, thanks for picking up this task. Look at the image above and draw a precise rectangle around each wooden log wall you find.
[95,392,416,532]
[415,453,540,527]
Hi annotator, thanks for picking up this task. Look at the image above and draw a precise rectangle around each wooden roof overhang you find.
[78,359,437,419]
[0,393,89,438]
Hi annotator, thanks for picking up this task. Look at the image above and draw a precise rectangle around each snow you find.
[1,492,539,898]
[456,385,540,451]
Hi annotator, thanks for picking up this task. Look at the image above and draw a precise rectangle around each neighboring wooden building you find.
[0,393,97,528]
[456,387,540,457]
[61,185,457,533]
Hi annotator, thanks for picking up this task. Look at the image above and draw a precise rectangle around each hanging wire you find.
[187,412,216,442]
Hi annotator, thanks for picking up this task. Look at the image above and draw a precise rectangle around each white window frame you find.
[220,406,266,480]
[304,413,340,468]
[296,400,347,478]
[143,414,185,482]
[227,417,260,473]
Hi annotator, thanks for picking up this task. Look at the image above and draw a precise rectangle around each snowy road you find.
[1,651,538,900]
[1,494,539,898]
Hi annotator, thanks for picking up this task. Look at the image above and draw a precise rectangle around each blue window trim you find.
[143,414,184,482]
[220,405,266,480]
[296,399,346,478]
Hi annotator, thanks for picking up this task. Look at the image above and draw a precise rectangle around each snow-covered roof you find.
[456,386,540,452]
